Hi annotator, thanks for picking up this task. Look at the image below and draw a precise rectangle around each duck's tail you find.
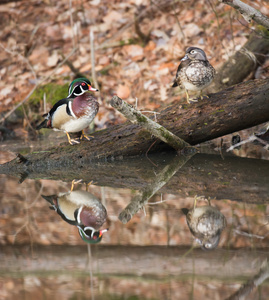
[172,81,178,87]
[36,114,50,130]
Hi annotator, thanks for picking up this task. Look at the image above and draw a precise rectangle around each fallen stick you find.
[219,0,269,29]
[110,95,193,152]
[118,154,192,224]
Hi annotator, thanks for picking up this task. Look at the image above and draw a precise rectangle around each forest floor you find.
[1,0,269,143]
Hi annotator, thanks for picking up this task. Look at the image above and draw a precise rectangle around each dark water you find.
[0,141,268,300]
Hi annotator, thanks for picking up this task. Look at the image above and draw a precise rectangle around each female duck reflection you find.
[182,196,226,250]
[42,180,108,243]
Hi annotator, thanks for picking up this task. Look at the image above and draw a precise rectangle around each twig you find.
[98,0,180,49]
[233,229,264,239]
[0,47,78,123]
[207,0,229,57]
[146,140,158,166]
[225,260,269,300]
[118,154,193,223]
[69,0,76,49]
[226,135,264,152]
[172,0,185,41]
[219,0,269,29]
[90,28,100,96]
[59,51,85,77]
[0,43,37,81]
[134,16,151,45]
[110,95,193,152]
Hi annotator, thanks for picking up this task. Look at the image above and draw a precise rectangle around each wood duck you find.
[182,196,226,250]
[42,183,108,244]
[172,47,215,103]
[36,78,99,145]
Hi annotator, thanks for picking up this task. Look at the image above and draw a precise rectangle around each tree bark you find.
[210,33,269,93]
[219,0,269,29]
[1,153,268,205]
[1,77,268,168]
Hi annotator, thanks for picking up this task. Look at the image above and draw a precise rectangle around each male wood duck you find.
[172,47,215,103]
[36,78,99,145]
[182,196,226,250]
[42,182,108,244]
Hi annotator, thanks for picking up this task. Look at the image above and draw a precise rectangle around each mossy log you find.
[1,77,269,170]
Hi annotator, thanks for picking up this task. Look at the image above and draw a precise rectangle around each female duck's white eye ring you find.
[190,50,196,54]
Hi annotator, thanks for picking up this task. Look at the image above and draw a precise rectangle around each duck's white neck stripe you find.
[68,101,77,118]
[68,85,85,98]
[77,206,83,224]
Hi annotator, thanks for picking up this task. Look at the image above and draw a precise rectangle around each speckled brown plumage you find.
[172,47,215,103]
[182,197,226,250]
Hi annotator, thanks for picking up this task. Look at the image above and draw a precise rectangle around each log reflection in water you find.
[118,153,193,223]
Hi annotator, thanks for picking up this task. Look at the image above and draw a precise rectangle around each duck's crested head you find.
[68,78,98,98]
[181,47,208,62]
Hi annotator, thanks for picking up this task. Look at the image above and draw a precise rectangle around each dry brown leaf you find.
[98,56,110,65]
[123,44,144,61]
[103,10,122,25]
[116,84,130,99]
[47,51,59,67]
[183,23,202,38]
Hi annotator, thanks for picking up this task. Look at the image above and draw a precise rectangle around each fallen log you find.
[1,77,268,169]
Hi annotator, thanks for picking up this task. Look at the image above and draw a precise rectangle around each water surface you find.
[0,139,268,300]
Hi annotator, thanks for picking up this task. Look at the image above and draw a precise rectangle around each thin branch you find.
[226,260,269,300]
[98,0,180,49]
[207,0,229,57]
[90,28,100,95]
[226,134,269,152]
[110,95,193,152]
[0,47,78,123]
[69,0,76,49]
[0,43,37,81]
[171,0,185,40]
[59,51,85,77]
[134,16,151,45]
[118,154,192,223]
[219,0,269,29]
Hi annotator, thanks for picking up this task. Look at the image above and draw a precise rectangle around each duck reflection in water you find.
[182,196,226,250]
[42,180,108,244]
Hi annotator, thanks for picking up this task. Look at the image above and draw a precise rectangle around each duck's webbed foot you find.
[80,130,94,141]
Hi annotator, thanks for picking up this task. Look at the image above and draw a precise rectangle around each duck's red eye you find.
[81,82,86,86]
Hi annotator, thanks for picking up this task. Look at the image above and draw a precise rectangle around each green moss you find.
[256,25,269,37]
[211,109,225,115]
[128,38,136,44]
[256,204,266,212]
[29,82,69,106]
[100,67,110,75]
[135,113,148,123]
